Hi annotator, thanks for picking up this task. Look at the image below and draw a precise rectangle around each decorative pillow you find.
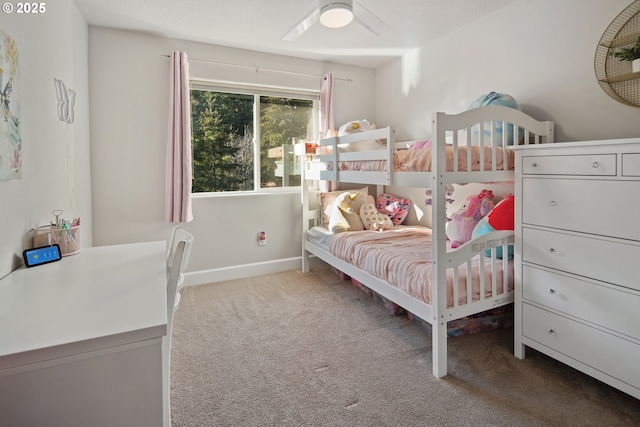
[360,202,393,231]
[409,140,431,150]
[329,192,365,233]
[320,188,368,228]
[376,193,411,225]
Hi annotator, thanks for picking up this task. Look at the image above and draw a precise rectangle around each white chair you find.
[163,227,193,427]
[167,226,194,285]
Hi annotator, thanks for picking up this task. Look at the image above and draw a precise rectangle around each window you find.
[190,83,318,193]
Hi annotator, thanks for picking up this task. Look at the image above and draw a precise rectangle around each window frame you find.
[190,80,320,195]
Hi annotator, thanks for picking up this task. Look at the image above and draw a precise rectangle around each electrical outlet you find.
[258,231,266,246]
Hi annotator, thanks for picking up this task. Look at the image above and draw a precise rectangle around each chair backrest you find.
[167,241,186,331]
[167,226,194,279]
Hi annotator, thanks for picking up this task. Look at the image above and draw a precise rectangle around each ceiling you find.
[74,0,517,68]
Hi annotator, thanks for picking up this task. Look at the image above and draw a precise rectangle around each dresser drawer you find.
[522,266,640,340]
[522,304,640,388]
[522,178,640,241]
[522,227,640,292]
[622,154,640,177]
[522,154,616,176]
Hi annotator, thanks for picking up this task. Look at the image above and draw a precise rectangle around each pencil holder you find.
[33,225,81,256]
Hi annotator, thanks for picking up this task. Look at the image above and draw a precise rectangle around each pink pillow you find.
[376,193,411,225]
[409,140,431,150]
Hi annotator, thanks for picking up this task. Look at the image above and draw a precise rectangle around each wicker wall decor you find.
[595,0,640,107]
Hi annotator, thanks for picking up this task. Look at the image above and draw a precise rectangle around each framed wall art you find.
[0,29,21,180]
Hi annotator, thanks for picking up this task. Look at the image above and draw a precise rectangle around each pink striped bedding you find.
[328,226,512,307]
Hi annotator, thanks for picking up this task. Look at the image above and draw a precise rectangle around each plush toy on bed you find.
[337,119,382,151]
[468,91,522,146]
[329,192,365,234]
[446,190,494,248]
[471,194,515,259]
[338,119,375,135]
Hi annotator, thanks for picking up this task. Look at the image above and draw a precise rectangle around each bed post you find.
[430,112,449,378]
[301,148,311,274]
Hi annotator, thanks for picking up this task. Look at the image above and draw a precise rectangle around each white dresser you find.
[513,138,640,400]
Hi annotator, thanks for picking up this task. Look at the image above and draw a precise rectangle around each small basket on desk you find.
[33,224,81,256]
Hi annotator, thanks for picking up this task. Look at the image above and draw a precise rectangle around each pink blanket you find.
[328,226,512,307]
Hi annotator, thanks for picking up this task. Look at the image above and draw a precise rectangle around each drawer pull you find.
[592,161,600,169]
[547,288,556,294]
[549,248,559,255]
[531,162,538,168]
[547,328,555,335]
[548,200,557,207]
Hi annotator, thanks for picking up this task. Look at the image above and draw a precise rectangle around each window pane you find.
[259,97,314,188]
[190,86,316,193]
[190,90,254,192]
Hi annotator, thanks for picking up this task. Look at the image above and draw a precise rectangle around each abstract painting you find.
[0,29,21,180]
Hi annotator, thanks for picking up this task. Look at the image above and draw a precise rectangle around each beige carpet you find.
[170,267,640,426]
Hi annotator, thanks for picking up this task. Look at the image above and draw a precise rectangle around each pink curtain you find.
[320,73,334,138]
[165,51,193,223]
[320,73,338,191]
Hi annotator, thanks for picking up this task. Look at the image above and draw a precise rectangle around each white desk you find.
[0,241,167,427]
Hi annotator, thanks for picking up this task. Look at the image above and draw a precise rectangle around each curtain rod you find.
[162,55,352,82]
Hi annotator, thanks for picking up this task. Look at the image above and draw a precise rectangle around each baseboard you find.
[182,256,325,286]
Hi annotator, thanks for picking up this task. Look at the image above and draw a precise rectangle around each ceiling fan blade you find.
[353,0,390,36]
[282,8,320,41]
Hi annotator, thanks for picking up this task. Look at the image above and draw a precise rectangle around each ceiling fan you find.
[282,0,390,41]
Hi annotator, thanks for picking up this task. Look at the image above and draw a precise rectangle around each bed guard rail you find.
[318,126,395,185]
[444,230,514,319]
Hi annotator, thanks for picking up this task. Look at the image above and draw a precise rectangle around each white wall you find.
[376,0,640,227]
[376,0,640,142]
[0,0,91,278]
[88,27,375,284]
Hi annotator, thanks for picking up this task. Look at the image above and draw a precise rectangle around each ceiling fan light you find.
[319,3,354,28]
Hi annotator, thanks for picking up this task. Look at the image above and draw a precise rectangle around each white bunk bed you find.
[300,106,555,378]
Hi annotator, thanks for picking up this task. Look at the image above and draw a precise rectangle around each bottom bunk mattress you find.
[308,226,513,308]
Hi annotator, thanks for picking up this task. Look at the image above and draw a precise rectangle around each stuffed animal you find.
[446,190,494,248]
[338,119,375,135]
[329,192,365,234]
[471,194,514,259]
[468,92,522,146]
[337,120,382,151]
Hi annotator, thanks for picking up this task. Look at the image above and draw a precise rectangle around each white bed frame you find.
[301,106,554,377]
